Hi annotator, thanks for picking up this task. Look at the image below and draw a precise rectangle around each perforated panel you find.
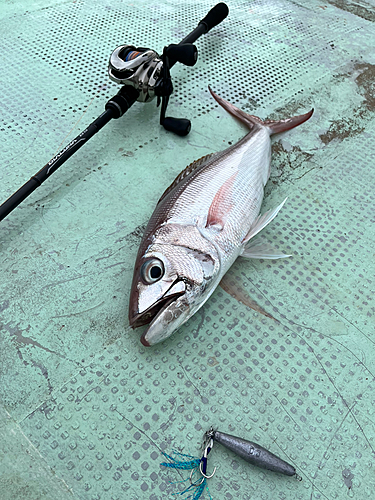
[1,1,375,500]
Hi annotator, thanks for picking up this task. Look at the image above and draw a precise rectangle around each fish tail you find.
[208,86,313,135]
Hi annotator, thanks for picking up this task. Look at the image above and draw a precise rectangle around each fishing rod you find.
[0,3,229,223]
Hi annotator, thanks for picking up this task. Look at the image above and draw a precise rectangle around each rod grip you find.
[199,3,229,33]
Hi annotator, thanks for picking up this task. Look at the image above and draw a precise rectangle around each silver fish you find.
[129,88,313,346]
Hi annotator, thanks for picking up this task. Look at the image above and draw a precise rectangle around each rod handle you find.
[199,3,229,33]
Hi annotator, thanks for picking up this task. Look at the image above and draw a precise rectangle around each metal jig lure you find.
[207,427,301,478]
[161,428,301,499]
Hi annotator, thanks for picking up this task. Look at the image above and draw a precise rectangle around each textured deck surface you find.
[1,1,375,499]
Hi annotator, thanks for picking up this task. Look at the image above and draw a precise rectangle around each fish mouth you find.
[129,280,186,329]
[140,292,190,347]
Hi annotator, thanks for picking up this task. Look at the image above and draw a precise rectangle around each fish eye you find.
[141,258,165,284]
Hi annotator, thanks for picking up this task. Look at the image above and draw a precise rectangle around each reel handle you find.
[158,43,198,136]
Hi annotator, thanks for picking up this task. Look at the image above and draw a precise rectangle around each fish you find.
[128,87,313,346]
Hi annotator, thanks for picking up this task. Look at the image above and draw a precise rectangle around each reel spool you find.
[109,45,163,103]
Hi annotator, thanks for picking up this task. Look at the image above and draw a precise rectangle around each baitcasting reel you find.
[109,46,162,102]
[109,43,198,136]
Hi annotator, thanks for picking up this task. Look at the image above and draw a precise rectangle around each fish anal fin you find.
[242,197,288,244]
[157,153,217,205]
[206,172,237,229]
[220,272,278,321]
[242,235,292,260]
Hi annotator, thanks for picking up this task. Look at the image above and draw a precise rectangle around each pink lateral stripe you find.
[206,171,237,229]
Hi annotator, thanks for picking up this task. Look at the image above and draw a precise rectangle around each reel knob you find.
[165,44,198,67]
[162,117,191,137]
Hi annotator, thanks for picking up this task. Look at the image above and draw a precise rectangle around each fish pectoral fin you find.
[242,197,288,244]
[241,235,292,260]
[206,172,238,230]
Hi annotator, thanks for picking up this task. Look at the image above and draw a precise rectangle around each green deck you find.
[1,0,374,499]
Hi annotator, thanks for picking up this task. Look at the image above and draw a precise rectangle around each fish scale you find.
[129,88,313,346]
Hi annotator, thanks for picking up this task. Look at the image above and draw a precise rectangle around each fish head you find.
[129,228,220,346]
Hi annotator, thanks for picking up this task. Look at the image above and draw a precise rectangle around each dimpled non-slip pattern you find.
[0,0,375,499]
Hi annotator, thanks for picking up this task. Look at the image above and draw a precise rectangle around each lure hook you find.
[199,461,217,479]
[189,432,217,485]
[199,433,217,479]
[189,468,205,486]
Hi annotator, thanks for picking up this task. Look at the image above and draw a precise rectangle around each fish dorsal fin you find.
[157,153,217,205]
